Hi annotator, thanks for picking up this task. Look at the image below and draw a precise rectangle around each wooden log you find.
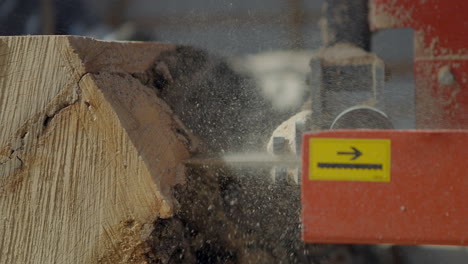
[0,36,197,263]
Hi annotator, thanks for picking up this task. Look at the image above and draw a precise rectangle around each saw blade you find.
[183,152,300,168]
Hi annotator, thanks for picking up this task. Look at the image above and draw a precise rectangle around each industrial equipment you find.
[185,0,467,248]
[301,0,468,246]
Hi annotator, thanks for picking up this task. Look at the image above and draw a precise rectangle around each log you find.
[0,36,197,263]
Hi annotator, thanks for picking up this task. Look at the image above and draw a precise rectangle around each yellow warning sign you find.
[309,138,391,182]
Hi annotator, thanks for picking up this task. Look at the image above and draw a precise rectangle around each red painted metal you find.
[301,130,468,245]
[370,0,468,129]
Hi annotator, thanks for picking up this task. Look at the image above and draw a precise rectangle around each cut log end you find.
[0,36,196,263]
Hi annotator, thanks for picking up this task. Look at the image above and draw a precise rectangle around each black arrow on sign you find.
[337,147,362,160]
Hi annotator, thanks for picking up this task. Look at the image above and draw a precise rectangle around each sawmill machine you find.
[295,0,468,246]
[185,0,468,247]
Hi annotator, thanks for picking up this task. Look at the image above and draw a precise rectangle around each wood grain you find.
[0,36,196,263]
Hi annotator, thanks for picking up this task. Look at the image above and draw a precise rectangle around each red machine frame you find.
[302,0,468,245]
[371,0,468,128]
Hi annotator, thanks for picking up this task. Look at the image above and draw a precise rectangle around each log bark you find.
[0,36,197,263]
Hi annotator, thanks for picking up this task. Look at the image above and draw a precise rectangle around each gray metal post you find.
[322,0,371,51]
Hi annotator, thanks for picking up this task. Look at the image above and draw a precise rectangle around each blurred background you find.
[0,0,322,53]
[0,0,416,128]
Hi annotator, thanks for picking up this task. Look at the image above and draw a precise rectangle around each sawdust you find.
[370,1,467,60]
[99,219,154,264]
[413,60,466,128]
[369,0,414,29]
[414,31,468,60]
[229,50,314,113]
[143,46,287,154]
[146,165,379,263]
[414,61,441,128]
[140,47,379,263]
[320,43,383,67]
[369,1,467,129]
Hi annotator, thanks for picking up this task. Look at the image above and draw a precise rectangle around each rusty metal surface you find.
[370,0,468,129]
